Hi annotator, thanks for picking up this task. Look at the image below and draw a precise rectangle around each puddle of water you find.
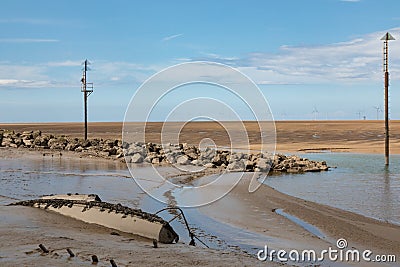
[275,209,326,240]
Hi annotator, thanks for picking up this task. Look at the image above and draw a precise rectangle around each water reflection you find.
[382,166,392,223]
[0,156,134,205]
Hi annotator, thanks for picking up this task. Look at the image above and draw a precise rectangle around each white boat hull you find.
[12,194,179,244]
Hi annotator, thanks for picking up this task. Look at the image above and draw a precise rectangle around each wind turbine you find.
[356,111,362,120]
[373,106,382,120]
[312,106,319,121]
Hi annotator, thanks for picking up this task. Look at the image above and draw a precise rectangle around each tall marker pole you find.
[381,32,395,166]
[81,60,94,140]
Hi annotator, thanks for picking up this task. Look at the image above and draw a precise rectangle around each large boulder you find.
[14,138,23,147]
[34,135,49,147]
[1,137,13,147]
[200,148,215,160]
[256,158,272,172]
[131,153,144,163]
[177,155,190,165]
[32,130,41,139]
[22,139,33,147]
[227,160,245,172]
[2,130,13,138]
[21,131,33,140]
[212,153,228,166]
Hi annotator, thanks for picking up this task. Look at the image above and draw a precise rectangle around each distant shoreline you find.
[1,120,399,154]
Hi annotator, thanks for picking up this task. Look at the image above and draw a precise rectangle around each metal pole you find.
[81,59,93,140]
[384,67,389,166]
[381,32,395,166]
[84,60,88,140]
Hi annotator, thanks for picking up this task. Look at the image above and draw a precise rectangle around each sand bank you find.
[1,120,399,154]
[0,205,272,267]
[1,148,399,266]
[199,175,400,258]
[0,149,277,266]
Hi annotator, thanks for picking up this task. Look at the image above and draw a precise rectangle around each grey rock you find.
[227,160,245,171]
[165,154,177,164]
[177,155,190,165]
[131,153,144,163]
[9,143,18,148]
[204,162,214,168]
[191,159,200,165]
[22,139,33,147]
[32,130,41,139]
[65,143,78,151]
[256,158,271,172]
[152,157,160,164]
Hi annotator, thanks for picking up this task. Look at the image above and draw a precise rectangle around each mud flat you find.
[1,121,399,266]
[1,120,399,154]
[0,150,277,267]
[198,175,400,258]
[0,205,273,267]
[1,148,399,266]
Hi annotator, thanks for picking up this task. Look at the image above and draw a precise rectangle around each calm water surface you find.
[264,153,400,225]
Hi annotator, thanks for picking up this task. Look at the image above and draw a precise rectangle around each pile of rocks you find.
[0,129,124,159]
[124,142,329,173]
[0,129,329,173]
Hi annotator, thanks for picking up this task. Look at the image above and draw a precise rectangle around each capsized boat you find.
[11,194,179,244]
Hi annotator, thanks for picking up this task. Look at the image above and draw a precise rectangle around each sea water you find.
[1,153,399,225]
[264,153,400,225]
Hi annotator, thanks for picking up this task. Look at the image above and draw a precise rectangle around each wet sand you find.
[0,149,273,267]
[1,121,400,266]
[199,176,400,256]
[0,204,269,267]
[1,120,400,154]
[1,148,399,266]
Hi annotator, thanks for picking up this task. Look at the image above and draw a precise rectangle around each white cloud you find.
[0,79,19,85]
[46,60,82,67]
[162,33,183,42]
[0,79,55,88]
[190,28,400,85]
[0,64,47,81]
[0,60,162,90]
[91,61,162,84]
[1,28,399,90]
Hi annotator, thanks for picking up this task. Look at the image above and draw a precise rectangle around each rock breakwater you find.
[0,129,329,173]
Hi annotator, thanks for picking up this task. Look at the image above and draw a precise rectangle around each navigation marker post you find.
[81,59,94,140]
[381,32,395,166]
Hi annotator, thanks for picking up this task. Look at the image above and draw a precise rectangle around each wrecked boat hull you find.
[12,195,179,244]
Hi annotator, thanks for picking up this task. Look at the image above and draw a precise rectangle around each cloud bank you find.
[1,28,400,89]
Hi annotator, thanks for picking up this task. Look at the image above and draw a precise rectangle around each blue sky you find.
[1,0,400,122]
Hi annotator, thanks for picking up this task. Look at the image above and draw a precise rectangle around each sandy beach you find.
[1,121,399,266]
[0,205,269,267]
[1,120,400,154]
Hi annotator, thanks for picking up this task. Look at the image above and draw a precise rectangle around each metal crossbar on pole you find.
[381,32,395,166]
[81,59,94,140]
